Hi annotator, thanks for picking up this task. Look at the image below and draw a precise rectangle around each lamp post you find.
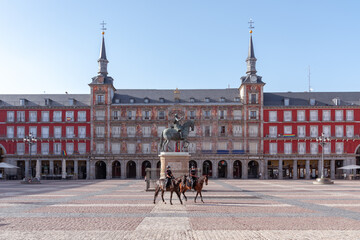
[23,132,37,180]
[313,132,334,184]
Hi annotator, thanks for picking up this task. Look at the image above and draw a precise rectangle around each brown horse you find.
[153,178,183,205]
[180,175,208,203]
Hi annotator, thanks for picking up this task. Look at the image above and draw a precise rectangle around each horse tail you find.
[159,131,164,152]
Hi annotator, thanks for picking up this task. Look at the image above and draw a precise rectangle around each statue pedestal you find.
[159,152,190,179]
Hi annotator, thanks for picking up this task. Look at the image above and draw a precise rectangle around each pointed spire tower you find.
[98,32,109,76]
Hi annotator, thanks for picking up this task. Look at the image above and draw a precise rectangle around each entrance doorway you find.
[248,161,259,179]
[218,160,227,178]
[233,160,242,179]
[17,160,25,179]
[127,161,136,178]
[142,161,151,178]
[203,160,212,177]
[78,161,87,179]
[112,161,121,178]
[95,161,106,179]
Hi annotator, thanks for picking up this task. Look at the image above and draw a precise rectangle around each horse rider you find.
[165,165,174,188]
[173,114,184,140]
[190,166,198,189]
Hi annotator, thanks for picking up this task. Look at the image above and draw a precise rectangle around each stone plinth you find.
[159,152,190,179]
[313,177,334,185]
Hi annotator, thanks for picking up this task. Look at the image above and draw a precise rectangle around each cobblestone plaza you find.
[1,180,360,239]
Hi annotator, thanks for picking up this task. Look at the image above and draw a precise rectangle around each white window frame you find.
[269,111,277,122]
[335,110,343,121]
[310,125,318,138]
[310,110,318,121]
[297,110,305,122]
[284,111,292,122]
[297,126,305,138]
[284,142,292,154]
[322,110,331,121]
[54,126,62,138]
[41,111,49,122]
[335,125,343,137]
[346,110,354,121]
[269,143,277,155]
[298,142,306,154]
[7,111,14,122]
[41,126,49,138]
[346,125,354,137]
[269,126,277,138]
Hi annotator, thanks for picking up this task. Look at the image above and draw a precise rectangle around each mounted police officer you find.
[173,114,184,140]
[165,165,174,188]
[190,166,198,189]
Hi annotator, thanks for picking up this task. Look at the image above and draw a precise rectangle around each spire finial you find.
[248,18,254,34]
[100,21,107,35]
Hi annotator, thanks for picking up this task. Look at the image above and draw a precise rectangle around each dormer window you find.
[205,98,210,103]
[333,98,340,106]
[130,98,135,103]
[310,98,316,106]
[144,98,149,103]
[159,98,165,103]
[44,98,51,106]
[190,98,195,103]
[284,98,290,106]
[220,97,225,102]
[114,99,120,103]
[69,98,75,106]
[234,97,240,102]
[20,99,26,106]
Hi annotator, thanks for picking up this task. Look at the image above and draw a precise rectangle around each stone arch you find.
[0,144,7,156]
[248,160,259,179]
[142,160,151,178]
[112,161,121,178]
[95,161,107,179]
[126,160,136,178]
[233,160,242,179]
[218,160,227,178]
[203,160,212,177]
[189,160,197,169]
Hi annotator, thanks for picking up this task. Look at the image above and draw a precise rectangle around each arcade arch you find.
[248,160,259,179]
[126,161,136,178]
[218,160,227,178]
[233,160,242,179]
[203,160,212,177]
[95,161,106,179]
[112,161,121,178]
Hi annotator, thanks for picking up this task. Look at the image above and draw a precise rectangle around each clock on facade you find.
[250,75,257,82]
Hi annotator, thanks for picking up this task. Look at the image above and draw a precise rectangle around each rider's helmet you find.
[191,166,195,170]
[167,165,171,169]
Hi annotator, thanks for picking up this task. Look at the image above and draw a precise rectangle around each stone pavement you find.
[0,179,360,239]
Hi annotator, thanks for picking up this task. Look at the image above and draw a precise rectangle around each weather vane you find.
[248,18,254,29]
[100,21,107,34]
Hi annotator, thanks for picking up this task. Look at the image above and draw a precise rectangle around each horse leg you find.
[194,192,199,203]
[170,191,173,205]
[199,191,204,203]
[153,186,160,204]
[175,190,183,205]
[161,190,166,204]
[182,189,188,201]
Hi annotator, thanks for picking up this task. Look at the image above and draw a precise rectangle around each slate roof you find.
[0,94,91,107]
[264,92,360,107]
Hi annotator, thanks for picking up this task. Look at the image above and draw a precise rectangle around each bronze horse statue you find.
[153,178,183,205]
[180,175,208,203]
[159,120,194,152]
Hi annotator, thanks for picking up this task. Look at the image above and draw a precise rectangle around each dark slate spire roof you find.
[248,34,255,59]
[99,35,107,60]
[97,34,109,77]
[245,32,257,75]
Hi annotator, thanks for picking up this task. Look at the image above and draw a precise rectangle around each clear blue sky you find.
[0,0,359,94]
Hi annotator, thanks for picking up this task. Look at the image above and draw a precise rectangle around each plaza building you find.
[0,31,359,180]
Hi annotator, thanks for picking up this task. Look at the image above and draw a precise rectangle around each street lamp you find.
[313,132,334,184]
[23,132,37,180]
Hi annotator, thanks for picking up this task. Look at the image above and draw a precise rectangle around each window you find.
[95,110,105,121]
[204,126,211,137]
[284,126,292,135]
[190,98,195,103]
[217,142,227,150]
[310,98,316,106]
[233,125,242,136]
[322,110,331,121]
[188,143,196,153]
[112,110,119,120]
[17,126,25,138]
[159,98,165,103]
[96,95,105,104]
[219,126,226,136]
[189,126,196,137]
[202,142,212,151]
[143,126,151,137]
[142,143,150,154]
[66,126,74,138]
[157,126,165,137]
[335,110,343,121]
[111,143,120,154]
[310,143,318,154]
[233,142,243,150]
[17,143,25,155]
[335,125,343,137]
[144,98,149,103]
[41,126,49,138]
[53,111,62,122]
[66,143,74,155]
[234,97,240,102]
[29,111,37,122]
[158,111,165,120]
[297,110,305,121]
[324,143,331,154]
[78,143,86,154]
[346,125,354,137]
[204,110,211,119]
[30,143,37,154]
[127,143,135,154]
[284,143,292,154]
[127,126,136,137]
[68,98,75,106]
[44,98,51,106]
[250,94,257,104]
[189,110,196,120]
[233,110,242,120]
[310,126,318,137]
[284,98,290,106]
[284,111,292,122]
[78,126,86,138]
[95,126,105,138]
[7,111,14,122]
[220,97,225,102]
[346,110,354,121]
[20,99,26,106]
[297,126,305,137]
[17,111,25,122]
[269,111,277,122]
[249,142,258,154]
[127,110,135,120]
[96,143,104,154]
[323,125,331,137]
[111,126,121,137]
[130,98,135,103]
[250,111,257,120]
[333,98,340,105]
[65,111,74,122]
[54,143,61,155]
[269,126,277,137]
[335,142,343,154]
[29,126,37,138]
[41,111,49,122]
[54,126,62,138]
[298,142,306,154]
[310,110,318,121]
[78,111,86,122]
[205,98,210,103]
[41,143,49,155]
[219,110,226,120]
[249,125,258,137]
[143,110,151,120]
[7,126,14,138]
[269,143,277,155]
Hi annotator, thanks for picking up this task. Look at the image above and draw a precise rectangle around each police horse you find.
[153,177,183,205]
[159,120,194,152]
[180,175,208,203]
